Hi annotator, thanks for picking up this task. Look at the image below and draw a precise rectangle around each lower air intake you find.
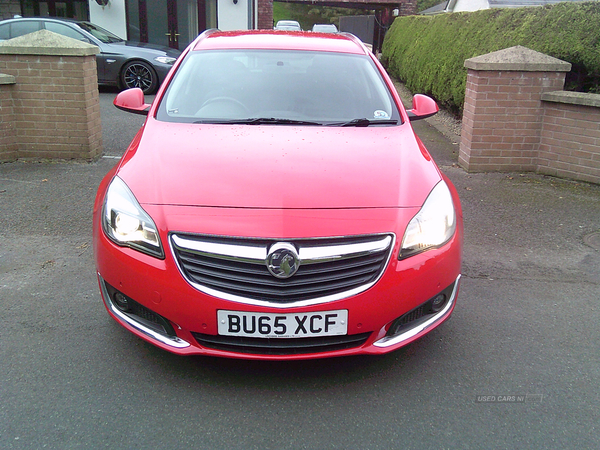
[192,332,372,355]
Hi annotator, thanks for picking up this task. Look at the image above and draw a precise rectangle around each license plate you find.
[217,310,348,338]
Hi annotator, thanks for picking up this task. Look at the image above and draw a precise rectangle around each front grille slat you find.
[183,259,383,290]
[178,251,268,276]
[187,271,376,299]
[192,332,372,355]
[171,233,393,305]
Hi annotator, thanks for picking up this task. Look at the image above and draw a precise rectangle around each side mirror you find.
[113,88,151,116]
[407,94,438,121]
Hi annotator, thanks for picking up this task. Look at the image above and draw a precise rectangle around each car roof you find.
[1,16,80,24]
[192,30,366,55]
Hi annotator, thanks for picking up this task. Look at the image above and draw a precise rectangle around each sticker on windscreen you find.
[373,110,390,119]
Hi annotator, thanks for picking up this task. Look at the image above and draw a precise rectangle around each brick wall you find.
[538,94,600,185]
[257,0,273,29]
[0,75,17,162]
[0,30,102,161]
[398,0,417,16]
[459,46,600,185]
[460,69,566,172]
[0,0,21,20]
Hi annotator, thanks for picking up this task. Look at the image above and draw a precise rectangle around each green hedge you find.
[381,2,600,114]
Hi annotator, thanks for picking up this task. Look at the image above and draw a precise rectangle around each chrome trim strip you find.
[169,233,396,309]
[98,275,191,349]
[299,235,392,264]
[171,235,266,263]
[171,234,392,265]
[191,282,380,309]
[373,274,461,348]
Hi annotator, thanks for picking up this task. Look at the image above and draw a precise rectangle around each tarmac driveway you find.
[0,91,599,449]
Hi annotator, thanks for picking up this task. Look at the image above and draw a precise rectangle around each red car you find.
[93,30,463,360]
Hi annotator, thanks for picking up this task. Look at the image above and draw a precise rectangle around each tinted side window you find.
[10,21,41,38]
[45,22,89,42]
[0,24,9,40]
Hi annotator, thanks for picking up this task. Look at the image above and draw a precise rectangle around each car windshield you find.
[312,25,338,33]
[76,22,124,43]
[275,21,301,30]
[157,49,400,125]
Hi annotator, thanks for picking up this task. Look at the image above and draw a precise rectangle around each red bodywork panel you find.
[117,120,441,210]
[193,30,367,54]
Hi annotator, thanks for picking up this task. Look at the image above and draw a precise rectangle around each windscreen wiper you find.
[245,117,324,125]
[194,118,323,125]
[328,118,399,127]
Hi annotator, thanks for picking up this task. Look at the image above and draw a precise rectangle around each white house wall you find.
[89,0,128,39]
[218,0,250,31]
[452,0,490,12]
[88,0,251,39]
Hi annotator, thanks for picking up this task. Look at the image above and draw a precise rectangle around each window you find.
[76,22,123,43]
[162,50,400,124]
[158,50,399,125]
[0,24,9,40]
[45,22,89,42]
[20,0,89,21]
[9,21,42,38]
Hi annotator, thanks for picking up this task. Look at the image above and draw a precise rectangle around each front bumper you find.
[99,276,191,350]
[95,210,462,360]
[98,272,460,358]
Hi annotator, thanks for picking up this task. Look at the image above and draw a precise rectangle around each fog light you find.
[113,292,130,311]
[430,294,446,312]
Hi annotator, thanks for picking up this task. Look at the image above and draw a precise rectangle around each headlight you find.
[400,180,456,260]
[102,176,164,259]
[154,56,177,65]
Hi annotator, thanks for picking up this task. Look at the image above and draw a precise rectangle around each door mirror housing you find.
[113,88,151,116]
[407,94,438,121]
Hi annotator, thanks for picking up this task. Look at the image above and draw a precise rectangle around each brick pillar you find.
[0,73,17,162]
[0,29,102,161]
[256,0,273,30]
[459,46,571,172]
[398,0,417,16]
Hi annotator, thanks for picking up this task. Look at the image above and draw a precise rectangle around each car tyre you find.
[120,60,158,95]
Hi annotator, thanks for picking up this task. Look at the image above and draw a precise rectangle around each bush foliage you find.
[381,2,600,113]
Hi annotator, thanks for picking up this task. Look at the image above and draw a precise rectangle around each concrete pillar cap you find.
[0,29,99,56]
[465,45,571,72]
[0,73,16,85]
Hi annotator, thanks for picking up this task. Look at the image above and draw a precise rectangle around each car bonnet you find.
[116,120,442,209]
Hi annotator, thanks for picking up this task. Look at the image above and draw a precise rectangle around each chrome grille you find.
[170,233,394,307]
